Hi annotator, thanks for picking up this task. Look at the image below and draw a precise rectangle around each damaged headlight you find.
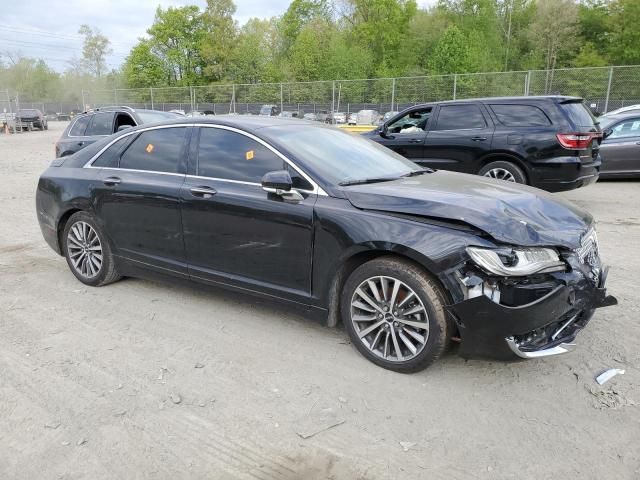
[466,246,566,276]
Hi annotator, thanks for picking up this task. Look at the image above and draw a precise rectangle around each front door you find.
[423,103,495,173]
[93,126,190,275]
[600,117,640,175]
[374,107,432,162]
[180,126,316,297]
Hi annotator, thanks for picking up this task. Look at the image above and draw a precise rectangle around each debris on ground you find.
[77,438,87,446]
[44,421,61,429]
[113,410,127,417]
[588,387,636,410]
[194,362,205,369]
[294,409,345,439]
[170,393,182,404]
[596,368,625,385]
[399,441,416,452]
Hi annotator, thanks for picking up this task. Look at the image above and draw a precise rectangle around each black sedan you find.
[598,113,640,178]
[36,117,616,372]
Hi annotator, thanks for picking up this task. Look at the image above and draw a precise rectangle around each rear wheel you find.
[62,212,121,287]
[479,160,527,184]
[341,257,450,373]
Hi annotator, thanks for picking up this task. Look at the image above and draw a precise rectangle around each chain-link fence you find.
[4,65,640,118]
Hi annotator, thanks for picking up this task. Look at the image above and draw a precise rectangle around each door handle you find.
[408,138,423,144]
[103,176,121,186]
[77,142,85,146]
[471,136,487,141]
[636,142,640,145]
[190,186,217,198]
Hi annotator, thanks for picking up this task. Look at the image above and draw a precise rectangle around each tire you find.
[62,211,121,287]
[44,123,48,130]
[341,256,451,373]
[479,160,527,184]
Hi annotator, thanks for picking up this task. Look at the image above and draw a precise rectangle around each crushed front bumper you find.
[446,260,617,360]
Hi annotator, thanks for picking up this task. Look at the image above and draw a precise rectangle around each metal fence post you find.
[331,81,336,114]
[453,74,457,100]
[280,83,284,113]
[524,71,530,96]
[190,86,195,112]
[604,66,614,113]
[391,78,396,111]
[150,87,154,110]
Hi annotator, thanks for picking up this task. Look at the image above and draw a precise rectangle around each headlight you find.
[466,246,565,276]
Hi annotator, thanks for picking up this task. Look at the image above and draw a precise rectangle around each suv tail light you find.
[556,133,597,150]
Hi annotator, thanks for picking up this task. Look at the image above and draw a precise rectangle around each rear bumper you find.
[447,261,617,360]
[529,155,601,192]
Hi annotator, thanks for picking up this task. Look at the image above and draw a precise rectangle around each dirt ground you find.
[0,122,638,480]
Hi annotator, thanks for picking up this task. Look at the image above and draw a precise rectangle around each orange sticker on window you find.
[245,150,254,160]
[145,143,154,153]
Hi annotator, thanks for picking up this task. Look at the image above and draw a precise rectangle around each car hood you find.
[342,171,593,249]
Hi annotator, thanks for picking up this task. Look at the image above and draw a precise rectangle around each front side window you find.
[70,115,91,136]
[196,128,285,183]
[387,109,432,134]
[608,118,640,139]
[119,127,187,173]
[92,135,136,167]
[85,112,115,136]
[434,104,487,130]
[490,104,551,127]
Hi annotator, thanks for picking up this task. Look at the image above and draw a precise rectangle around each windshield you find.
[260,106,273,115]
[136,111,180,123]
[18,109,38,116]
[264,125,421,185]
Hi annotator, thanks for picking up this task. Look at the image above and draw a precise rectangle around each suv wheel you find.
[479,161,526,184]
[341,256,451,373]
[62,212,121,287]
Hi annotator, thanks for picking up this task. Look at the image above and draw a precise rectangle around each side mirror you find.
[602,128,613,140]
[380,124,392,139]
[261,170,304,202]
[117,125,132,132]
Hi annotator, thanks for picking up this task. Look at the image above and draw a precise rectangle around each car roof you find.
[411,95,582,107]
[599,112,640,122]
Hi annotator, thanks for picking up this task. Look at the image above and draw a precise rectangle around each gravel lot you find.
[1,122,639,479]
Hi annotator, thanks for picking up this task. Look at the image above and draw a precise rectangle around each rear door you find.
[93,126,190,275]
[600,117,640,174]
[423,103,495,173]
[80,112,116,150]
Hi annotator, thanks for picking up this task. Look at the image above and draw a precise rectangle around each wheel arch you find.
[325,246,449,328]
[56,207,86,254]
[477,152,530,183]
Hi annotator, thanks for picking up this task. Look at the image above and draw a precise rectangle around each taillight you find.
[556,133,595,150]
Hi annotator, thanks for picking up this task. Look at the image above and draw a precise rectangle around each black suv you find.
[16,109,48,130]
[364,96,602,192]
[55,106,179,158]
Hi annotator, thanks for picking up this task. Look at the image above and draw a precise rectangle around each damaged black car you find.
[36,117,617,373]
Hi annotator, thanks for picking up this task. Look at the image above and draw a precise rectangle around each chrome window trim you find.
[98,166,185,178]
[193,123,326,196]
[83,123,327,196]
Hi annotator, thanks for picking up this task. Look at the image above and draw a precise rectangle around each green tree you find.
[428,25,475,74]
[145,6,207,85]
[123,41,167,88]
[280,0,331,54]
[607,0,640,64]
[201,0,238,81]
[527,0,579,71]
[78,25,112,77]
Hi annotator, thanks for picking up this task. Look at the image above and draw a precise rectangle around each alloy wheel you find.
[67,221,103,279]
[350,276,429,362]
[483,168,516,182]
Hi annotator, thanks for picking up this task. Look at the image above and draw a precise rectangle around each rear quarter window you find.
[490,104,551,127]
[561,102,597,128]
[69,116,91,136]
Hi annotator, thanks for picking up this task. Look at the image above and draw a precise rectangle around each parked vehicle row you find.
[38,113,616,373]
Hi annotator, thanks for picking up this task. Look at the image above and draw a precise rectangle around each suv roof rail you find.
[94,106,136,113]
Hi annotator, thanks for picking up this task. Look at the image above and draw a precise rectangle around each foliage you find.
[78,25,112,77]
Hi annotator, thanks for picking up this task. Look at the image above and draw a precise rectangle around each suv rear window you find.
[561,102,597,128]
[85,112,115,136]
[490,104,551,127]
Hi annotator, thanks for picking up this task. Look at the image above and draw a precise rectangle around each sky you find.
[1,0,436,72]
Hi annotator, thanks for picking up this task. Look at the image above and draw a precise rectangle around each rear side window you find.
[197,127,285,183]
[434,105,486,130]
[561,102,597,128]
[119,127,187,173]
[85,112,115,136]
[92,135,135,167]
[69,116,91,136]
[490,104,551,127]
[608,118,640,139]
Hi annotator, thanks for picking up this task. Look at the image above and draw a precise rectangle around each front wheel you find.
[479,160,527,184]
[62,211,121,287]
[341,257,451,373]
